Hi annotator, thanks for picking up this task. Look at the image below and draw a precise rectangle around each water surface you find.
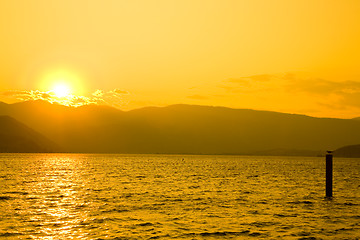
[0,154,359,239]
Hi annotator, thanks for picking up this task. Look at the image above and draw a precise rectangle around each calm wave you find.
[0,154,359,239]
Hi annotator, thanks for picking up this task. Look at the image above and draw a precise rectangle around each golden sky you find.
[1,0,360,118]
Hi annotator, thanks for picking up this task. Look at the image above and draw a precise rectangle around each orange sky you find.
[1,0,360,118]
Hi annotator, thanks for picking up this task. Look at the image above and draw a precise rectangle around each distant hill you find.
[0,115,60,153]
[1,100,360,155]
[334,144,360,158]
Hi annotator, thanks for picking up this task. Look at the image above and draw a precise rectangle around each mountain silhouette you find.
[334,144,360,158]
[1,100,360,155]
[0,115,60,152]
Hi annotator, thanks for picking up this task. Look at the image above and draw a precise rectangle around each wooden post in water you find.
[326,151,333,198]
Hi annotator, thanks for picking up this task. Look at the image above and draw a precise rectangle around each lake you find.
[0,154,359,239]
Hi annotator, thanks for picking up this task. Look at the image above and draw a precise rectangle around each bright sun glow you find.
[53,83,71,98]
[40,69,84,97]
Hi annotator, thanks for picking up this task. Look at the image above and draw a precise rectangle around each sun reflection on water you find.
[23,155,91,239]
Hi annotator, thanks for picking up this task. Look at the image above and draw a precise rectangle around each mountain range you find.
[333,144,360,158]
[1,100,360,155]
[0,115,59,152]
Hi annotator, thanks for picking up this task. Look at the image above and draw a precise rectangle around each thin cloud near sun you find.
[1,88,129,108]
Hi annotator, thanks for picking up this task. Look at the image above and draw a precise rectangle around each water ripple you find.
[0,154,359,239]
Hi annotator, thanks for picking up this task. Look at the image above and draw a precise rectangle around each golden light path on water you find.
[0,154,359,239]
[26,155,89,239]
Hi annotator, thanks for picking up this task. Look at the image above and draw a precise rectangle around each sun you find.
[52,83,71,98]
[40,69,84,97]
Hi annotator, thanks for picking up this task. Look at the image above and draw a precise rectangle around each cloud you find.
[219,72,360,116]
[286,78,360,96]
[2,90,54,102]
[282,76,360,109]
[1,88,130,108]
[224,73,360,98]
[111,89,129,95]
[2,90,28,96]
[92,89,104,97]
[221,74,281,94]
[88,88,131,107]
